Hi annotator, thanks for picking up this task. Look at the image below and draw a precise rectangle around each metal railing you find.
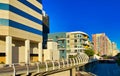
[0,53,96,76]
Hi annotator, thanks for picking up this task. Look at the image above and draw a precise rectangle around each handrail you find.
[12,64,16,76]
[52,61,55,70]
[0,53,96,76]
[72,58,76,65]
[45,62,48,71]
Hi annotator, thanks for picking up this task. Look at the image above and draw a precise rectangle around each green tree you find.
[115,53,120,65]
[116,53,120,58]
[84,49,95,57]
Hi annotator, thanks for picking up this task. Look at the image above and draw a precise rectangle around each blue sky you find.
[43,0,120,49]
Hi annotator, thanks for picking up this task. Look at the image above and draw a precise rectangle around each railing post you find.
[57,61,60,69]
[52,61,55,70]
[26,64,29,75]
[12,64,16,76]
[67,59,69,67]
[75,57,77,65]
[36,62,40,73]
[78,56,81,64]
[45,62,48,71]
[62,59,65,68]
[72,58,76,65]
[82,54,85,63]
[70,58,72,66]
[78,57,80,64]
[82,54,86,63]
[78,55,82,63]
[76,57,79,65]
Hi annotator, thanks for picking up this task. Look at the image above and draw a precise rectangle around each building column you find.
[25,40,30,64]
[6,36,12,64]
[38,42,42,62]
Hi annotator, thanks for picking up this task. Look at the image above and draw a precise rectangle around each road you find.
[91,63,120,76]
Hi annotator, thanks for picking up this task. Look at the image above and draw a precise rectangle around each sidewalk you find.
[76,71,95,76]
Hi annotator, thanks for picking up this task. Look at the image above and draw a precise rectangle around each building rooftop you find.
[68,31,89,36]
[49,31,89,36]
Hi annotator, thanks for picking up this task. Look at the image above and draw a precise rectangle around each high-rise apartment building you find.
[112,42,119,56]
[92,33,112,56]
[66,31,90,56]
[0,0,44,64]
[112,42,117,50]
[48,31,90,59]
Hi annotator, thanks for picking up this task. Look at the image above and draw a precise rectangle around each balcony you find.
[81,37,88,41]
[58,47,66,50]
[82,42,89,46]
[48,38,53,41]
[57,38,66,40]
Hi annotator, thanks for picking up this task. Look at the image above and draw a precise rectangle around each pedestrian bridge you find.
[0,53,95,76]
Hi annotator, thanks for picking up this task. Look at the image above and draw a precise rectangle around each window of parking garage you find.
[0,53,5,56]
[30,54,38,56]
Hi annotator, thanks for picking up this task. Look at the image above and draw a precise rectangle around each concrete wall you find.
[0,37,6,63]
[47,42,58,50]
[47,70,70,76]
[19,46,25,63]
[44,42,59,61]
[44,49,51,61]
[46,68,76,76]
[12,40,25,63]
[44,49,60,61]
[9,27,42,42]
[53,50,59,60]
[0,37,5,52]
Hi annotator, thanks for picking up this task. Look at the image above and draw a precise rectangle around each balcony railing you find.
[57,38,66,40]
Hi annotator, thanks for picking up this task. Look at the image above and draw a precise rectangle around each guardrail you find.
[0,53,97,76]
